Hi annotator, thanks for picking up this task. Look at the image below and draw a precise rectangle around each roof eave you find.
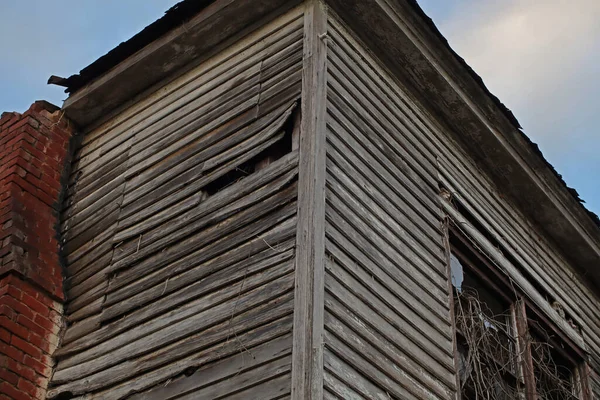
[60,0,300,127]
[325,0,600,288]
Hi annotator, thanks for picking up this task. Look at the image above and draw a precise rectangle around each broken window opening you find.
[204,104,300,197]
[449,226,590,400]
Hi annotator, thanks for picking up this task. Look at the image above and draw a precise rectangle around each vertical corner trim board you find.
[49,5,305,399]
[291,0,328,399]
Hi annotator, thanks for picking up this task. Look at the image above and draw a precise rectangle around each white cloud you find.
[437,0,600,147]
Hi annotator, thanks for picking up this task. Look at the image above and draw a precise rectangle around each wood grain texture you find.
[323,13,457,399]
[326,9,600,398]
[291,1,328,399]
[50,7,304,399]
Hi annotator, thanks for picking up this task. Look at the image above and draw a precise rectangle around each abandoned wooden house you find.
[1,0,600,399]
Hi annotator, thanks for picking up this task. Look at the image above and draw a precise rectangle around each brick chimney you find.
[0,101,73,400]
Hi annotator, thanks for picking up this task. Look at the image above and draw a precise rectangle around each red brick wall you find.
[0,102,74,400]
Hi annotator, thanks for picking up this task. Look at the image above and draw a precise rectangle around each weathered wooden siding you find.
[322,16,457,400]
[49,6,304,399]
[325,11,600,399]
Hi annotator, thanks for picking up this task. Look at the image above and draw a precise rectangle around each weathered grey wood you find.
[442,199,587,350]
[123,101,296,204]
[64,223,117,270]
[61,314,101,346]
[326,236,450,335]
[122,65,300,185]
[329,15,600,355]
[325,225,448,321]
[129,329,292,399]
[113,149,297,245]
[326,115,441,238]
[66,296,103,323]
[323,370,365,400]
[325,257,453,360]
[212,372,291,400]
[49,315,294,399]
[325,320,420,399]
[323,349,393,400]
[75,7,304,153]
[324,272,455,385]
[325,290,454,398]
[179,357,291,400]
[102,243,295,329]
[67,247,112,286]
[327,156,445,270]
[291,1,327,399]
[62,0,303,127]
[439,156,600,348]
[326,189,447,297]
[53,8,306,399]
[117,132,289,225]
[54,272,294,382]
[54,291,294,395]
[105,191,297,296]
[110,170,296,275]
[55,238,295,358]
[327,68,438,194]
[63,207,120,254]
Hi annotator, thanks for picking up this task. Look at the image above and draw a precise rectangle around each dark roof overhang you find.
[50,0,600,290]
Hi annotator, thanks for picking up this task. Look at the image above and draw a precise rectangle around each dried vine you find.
[454,289,582,399]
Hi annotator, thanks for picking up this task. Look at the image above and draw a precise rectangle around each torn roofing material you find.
[50,0,599,229]
[55,0,217,94]
[404,0,600,229]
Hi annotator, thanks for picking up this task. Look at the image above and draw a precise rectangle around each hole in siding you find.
[204,105,299,196]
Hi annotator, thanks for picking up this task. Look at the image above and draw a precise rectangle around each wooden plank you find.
[325,259,453,361]
[325,270,456,381]
[123,101,296,203]
[62,0,303,127]
[122,64,300,186]
[323,348,395,400]
[55,291,294,395]
[102,243,295,328]
[326,114,441,238]
[49,315,294,399]
[128,328,292,399]
[327,155,446,269]
[60,314,100,345]
[325,293,454,397]
[120,101,296,214]
[442,199,587,350]
[53,273,294,383]
[291,1,327,399]
[323,370,365,400]
[178,357,291,400]
[111,170,296,273]
[213,372,291,400]
[55,238,295,358]
[105,190,297,296]
[65,224,117,266]
[326,236,451,336]
[76,8,303,154]
[112,150,297,248]
[439,157,600,340]
[326,70,438,193]
[325,313,430,400]
[325,227,449,322]
[326,189,447,296]
[117,131,289,225]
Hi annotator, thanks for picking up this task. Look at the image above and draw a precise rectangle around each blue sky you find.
[0,1,598,215]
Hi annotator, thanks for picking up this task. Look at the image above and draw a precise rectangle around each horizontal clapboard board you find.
[50,6,304,399]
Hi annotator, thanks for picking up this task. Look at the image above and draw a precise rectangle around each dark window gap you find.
[204,106,298,196]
